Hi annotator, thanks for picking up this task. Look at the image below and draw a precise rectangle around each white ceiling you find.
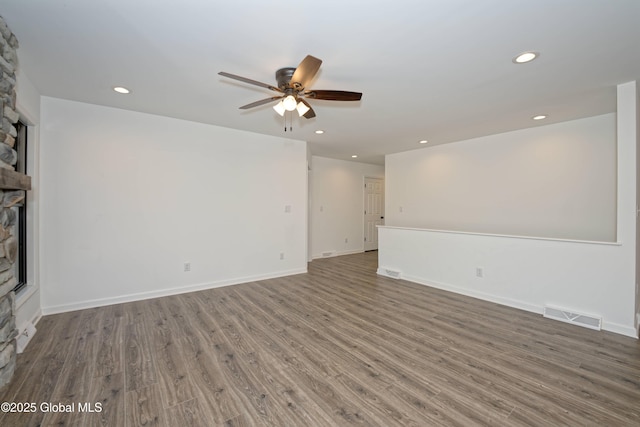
[1,0,639,165]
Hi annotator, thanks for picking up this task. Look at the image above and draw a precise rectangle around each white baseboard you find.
[380,269,639,339]
[602,320,639,338]
[41,268,307,315]
[27,308,42,327]
[401,273,542,315]
[312,249,363,260]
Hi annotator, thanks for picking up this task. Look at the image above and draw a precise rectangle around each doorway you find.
[364,177,384,251]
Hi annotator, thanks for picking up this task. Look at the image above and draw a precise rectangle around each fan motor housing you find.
[275,67,296,90]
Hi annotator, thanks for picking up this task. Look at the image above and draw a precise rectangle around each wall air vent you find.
[382,268,401,279]
[321,251,335,257]
[543,305,602,331]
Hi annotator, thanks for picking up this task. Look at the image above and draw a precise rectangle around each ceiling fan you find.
[218,55,362,120]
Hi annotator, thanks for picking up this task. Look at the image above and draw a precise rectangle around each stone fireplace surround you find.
[0,15,31,390]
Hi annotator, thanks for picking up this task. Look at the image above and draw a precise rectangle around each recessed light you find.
[419,140,428,144]
[351,155,358,158]
[315,130,324,134]
[512,51,539,64]
[113,86,130,94]
[532,114,547,120]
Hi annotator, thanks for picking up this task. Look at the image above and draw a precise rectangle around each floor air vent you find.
[543,306,602,331]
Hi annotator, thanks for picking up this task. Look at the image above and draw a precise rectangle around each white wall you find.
[379,228,634,336]
[635,82,640,336]
[40,97,308,313]
[379,86,637,338]
[310,156,384,259]
[386,114,617,242]
[14,69,42,333]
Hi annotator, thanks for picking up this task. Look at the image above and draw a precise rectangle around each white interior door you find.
[364,177,384,251]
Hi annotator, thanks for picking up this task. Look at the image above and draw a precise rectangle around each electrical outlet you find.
[184,262,191,272]
[280,252,285,260]
[345,238,348,243]
[476,267,483,278]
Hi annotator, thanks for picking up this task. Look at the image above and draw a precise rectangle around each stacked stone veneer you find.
[0,15,23,390]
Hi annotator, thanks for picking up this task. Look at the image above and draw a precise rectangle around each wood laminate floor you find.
[1,252,639,426]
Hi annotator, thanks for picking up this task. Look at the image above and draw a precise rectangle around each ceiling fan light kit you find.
[282,95,298,111]
[295,101,310,117]
[272,100,286,116]
[219,55,362,126]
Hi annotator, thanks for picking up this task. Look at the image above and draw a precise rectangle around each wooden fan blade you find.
[299,99,316,119]
[290,55,322,89]
[305,90,362,101]
[239,96,283,109]
[218,72,282,92]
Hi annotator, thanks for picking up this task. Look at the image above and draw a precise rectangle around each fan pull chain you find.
[283,111,293,132]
